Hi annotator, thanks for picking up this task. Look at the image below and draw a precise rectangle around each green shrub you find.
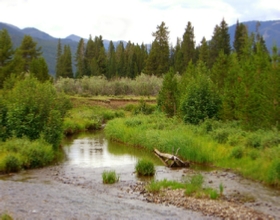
[230,146,243,159]
[135,159,155,176]
[181,74,221,125]
[3,154,21,173]
[102,170,119,184]
[3,76,70,148]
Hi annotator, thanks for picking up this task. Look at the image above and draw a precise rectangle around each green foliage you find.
[3,154,21,173]
[55,74,162,97]
[157,70,179,117]
[102,170,119,184]
[0,137,55,173]
[135,159,155,176]
[1,76,70,148]
[181,74,221,124]
[230,146,243,159]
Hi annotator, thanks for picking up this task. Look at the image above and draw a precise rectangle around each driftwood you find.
[154,148,190,168]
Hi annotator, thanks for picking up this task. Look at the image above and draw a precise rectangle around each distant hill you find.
[228,20,280,52]
[0,20,279,76]
[0,22,127,76]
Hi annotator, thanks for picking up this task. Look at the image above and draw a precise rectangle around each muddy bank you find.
[1,164,280,219]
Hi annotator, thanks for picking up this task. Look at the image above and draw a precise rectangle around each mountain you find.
[0,22,127,76]
[228,20,280,52]
[0,20,280,76]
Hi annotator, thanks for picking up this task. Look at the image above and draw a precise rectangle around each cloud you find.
[0,0,279,45]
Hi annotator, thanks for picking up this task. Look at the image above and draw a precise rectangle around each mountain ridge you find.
[0,20,280,76]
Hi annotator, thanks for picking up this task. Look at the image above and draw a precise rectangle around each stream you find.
[1,130,280,219]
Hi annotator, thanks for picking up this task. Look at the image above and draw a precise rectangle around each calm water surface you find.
[62,130,161,168]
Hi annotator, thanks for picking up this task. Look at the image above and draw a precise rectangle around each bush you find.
[3,154,21,173]
[230,146,243,159]
[181,74,221,125]
[102,170,119,184]
[2,76,71,148]
[135,159,155,176]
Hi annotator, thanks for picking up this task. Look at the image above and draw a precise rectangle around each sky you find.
[0,0,280,45]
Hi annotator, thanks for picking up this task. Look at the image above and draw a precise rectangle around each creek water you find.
[1,130,280,219]
[62,130,162,169]
[61,130,280,219]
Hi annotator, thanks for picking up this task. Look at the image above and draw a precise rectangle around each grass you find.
[63,105,125,135]
[0,213,13,220]
[146,174,221,200]
[135,159,155,176]
[104,112,280,187]
[102,170,119,184]
[0,137,55,173]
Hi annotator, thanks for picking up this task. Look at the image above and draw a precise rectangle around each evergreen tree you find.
[60,45,73,78]
[107,41,116,78]
[209,19,231,68]
[198,37,209,65]
[16,35,42,72]
[173,38,184,74]
[55,38,62,79]
[0,29,14,87]
[157,69,179,117]
[75,38,85,78]
[29,57,50,82]
[115,41,125,77]
[233,21,249,59]
[181,22,196,70]
[84,35,95,76]
[146,21,170,75]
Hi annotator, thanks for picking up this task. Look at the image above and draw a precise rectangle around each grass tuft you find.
[135,159,155,176]
[102,170,119,184]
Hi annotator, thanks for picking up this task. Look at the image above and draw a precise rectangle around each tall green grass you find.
[105,113,280,187]
[0,138,55,173]
[63,105,125,135]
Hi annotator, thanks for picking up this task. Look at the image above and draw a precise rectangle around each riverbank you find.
[1,164,279,219]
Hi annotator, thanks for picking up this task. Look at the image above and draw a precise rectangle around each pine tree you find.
[115,41,125,77]
[181,22,195,70]
[55,39,62,79]
[146,21,170,75]
[0,29,14,87]
[173,38,184,74]
[75,38,85,78]
[16,35,42,72]
[157,69,179,117]
[233,20,249,59]
[209,19,231,68]
[60,45,73,78]
[30,57,50,82]
[198,37,209,65]
[84,35,95,76]
[107,41,116,79]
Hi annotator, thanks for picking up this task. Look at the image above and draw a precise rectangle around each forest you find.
[0,18,280,186]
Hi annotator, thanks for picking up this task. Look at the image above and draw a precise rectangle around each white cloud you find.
[0,0,279,45]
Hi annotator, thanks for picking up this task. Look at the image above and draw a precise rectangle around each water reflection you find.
[62,131,161,168]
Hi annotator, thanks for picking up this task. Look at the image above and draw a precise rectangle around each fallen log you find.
[154,148,190,168]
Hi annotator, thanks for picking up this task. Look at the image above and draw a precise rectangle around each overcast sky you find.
[0,0,279,45]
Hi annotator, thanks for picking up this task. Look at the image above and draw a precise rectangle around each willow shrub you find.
[55,74,162,97]
[1,76,71,149]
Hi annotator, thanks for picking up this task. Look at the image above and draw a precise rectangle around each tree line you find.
[0,29,50,88]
